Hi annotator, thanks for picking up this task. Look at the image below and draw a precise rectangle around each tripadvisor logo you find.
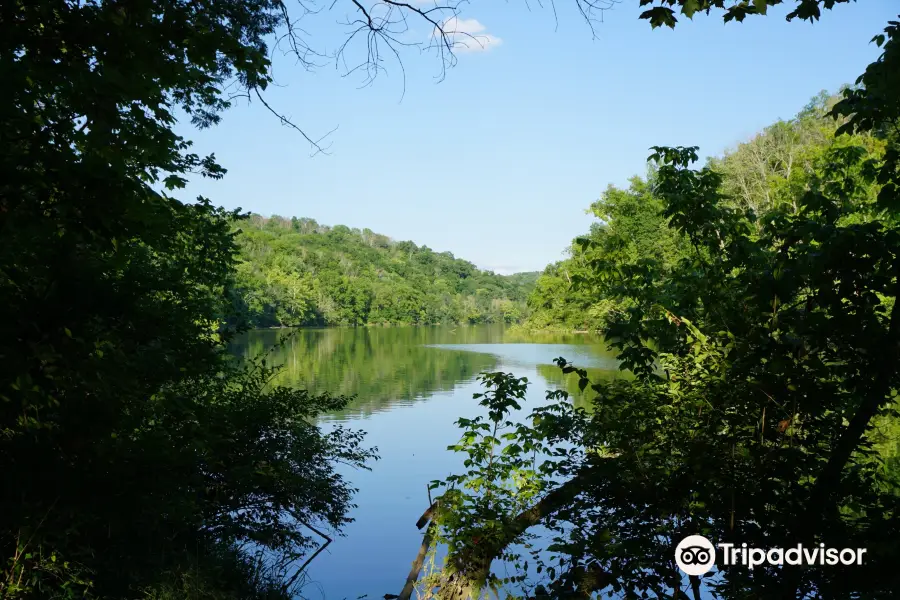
[675,535,716,576]
[675,536,868,576]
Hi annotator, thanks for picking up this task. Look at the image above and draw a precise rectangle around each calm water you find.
[229,325,624,600]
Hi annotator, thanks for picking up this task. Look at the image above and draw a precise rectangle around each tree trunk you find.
[398,464,608,599]
[436,563,491,600]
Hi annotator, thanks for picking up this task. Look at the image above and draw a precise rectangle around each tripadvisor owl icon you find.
[675,535,716,576]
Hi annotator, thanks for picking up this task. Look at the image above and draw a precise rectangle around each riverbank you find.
[506,323,599,335]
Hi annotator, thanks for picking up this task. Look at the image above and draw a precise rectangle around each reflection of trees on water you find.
[502,328,606,346]
[228,325,673,427]
[229,326,502,420]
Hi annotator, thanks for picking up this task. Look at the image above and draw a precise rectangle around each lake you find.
[229,324,625,600]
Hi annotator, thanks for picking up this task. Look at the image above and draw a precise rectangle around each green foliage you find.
[535,362,633,411]
[0,202,376,598]
[525,175,691,332]
[709,92,888,223]
[834,18,900,214]
[563,135,900,598]
[527,93,885,335]
[420,373,592,598]
[231,215,537,327]
[636,0,855,29]
[433,373,545,548]
[2,1,376,598]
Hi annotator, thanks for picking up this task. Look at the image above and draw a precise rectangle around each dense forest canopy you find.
[231,214,538,327]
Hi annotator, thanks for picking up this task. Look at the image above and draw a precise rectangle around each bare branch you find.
[252,87,335,156]
[282,518,334,593]
[255,0,620,149]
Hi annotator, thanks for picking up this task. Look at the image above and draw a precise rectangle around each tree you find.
[526,175,691,331]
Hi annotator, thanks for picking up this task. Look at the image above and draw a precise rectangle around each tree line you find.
[231,214,538,327]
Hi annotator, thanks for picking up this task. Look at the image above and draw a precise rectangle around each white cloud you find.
[438,16,502,53]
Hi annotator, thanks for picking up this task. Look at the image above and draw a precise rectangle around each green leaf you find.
[639,7,678,29]
[682,0,700,18]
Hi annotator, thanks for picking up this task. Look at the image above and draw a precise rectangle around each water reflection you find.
[228,324,623,599]
[229,325,622,420]
[229,326,509,420]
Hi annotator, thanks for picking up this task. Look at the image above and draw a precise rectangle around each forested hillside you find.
[525,91,880,331]
[231,215,539,327]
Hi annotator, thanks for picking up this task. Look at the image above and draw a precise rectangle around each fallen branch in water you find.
[395,462,610,599]
[397,498,441,600]
[399,521,438,600]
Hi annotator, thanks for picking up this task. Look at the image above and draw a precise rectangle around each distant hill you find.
[230,214,539,327]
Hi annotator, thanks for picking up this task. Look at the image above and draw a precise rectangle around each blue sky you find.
[179,0,897,274]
